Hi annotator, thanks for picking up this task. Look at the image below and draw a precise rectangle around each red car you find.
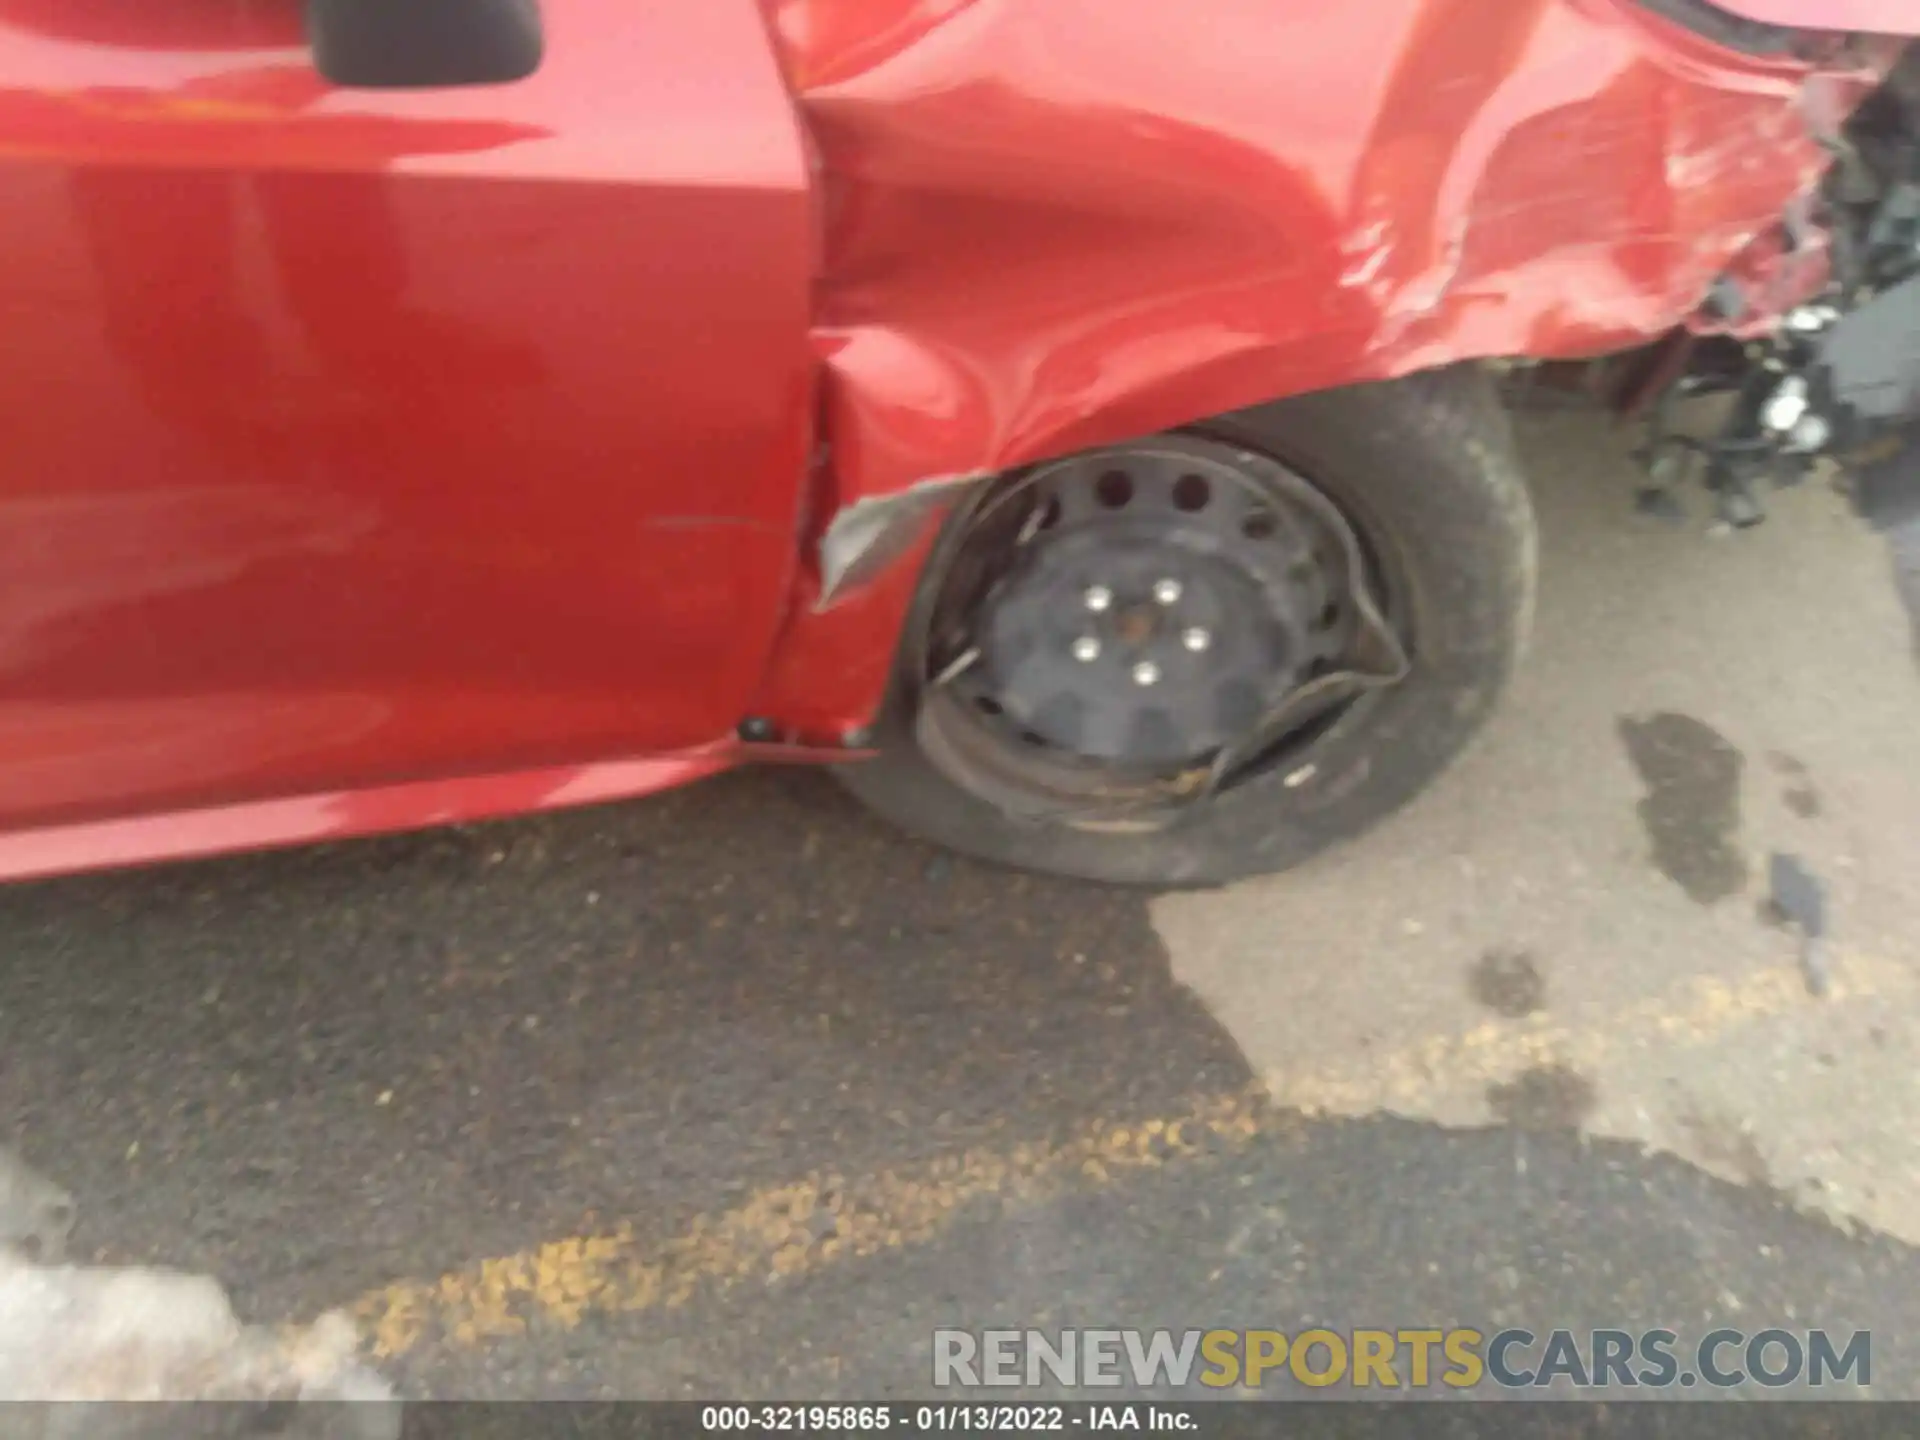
[0,0,1916,886]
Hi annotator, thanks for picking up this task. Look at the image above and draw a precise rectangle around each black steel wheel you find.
[836,365,1536,885]
[914,433,1410,826]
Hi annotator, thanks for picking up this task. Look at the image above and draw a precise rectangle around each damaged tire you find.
[835,365,1537,886]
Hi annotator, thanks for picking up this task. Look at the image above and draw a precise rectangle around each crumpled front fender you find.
[750,0,1898,740]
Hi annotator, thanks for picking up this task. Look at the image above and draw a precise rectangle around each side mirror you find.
[307,0,544,89]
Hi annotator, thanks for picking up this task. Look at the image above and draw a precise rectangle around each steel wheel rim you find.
[914,435,1410,828]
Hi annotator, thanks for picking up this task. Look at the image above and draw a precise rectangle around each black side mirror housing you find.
[307,0,544,89]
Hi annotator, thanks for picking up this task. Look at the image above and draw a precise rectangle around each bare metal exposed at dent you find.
[815,472,982,610]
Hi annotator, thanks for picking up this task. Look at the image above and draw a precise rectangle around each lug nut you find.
[1084,586,1113,613]
[1072,636,1101,663]
[1132,661,1161,686]
[1182,627,1211,653]
[1152,578,1182,605]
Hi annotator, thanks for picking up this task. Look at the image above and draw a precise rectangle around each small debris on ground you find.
[1634,486,1689,525]
[1766,852,1831,998]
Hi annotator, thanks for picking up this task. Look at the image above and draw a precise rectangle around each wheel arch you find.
[746,0,1856,742]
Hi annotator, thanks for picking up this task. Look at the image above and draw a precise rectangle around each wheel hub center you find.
[934,438,1388,774]
[971,517,1326,766]
[1113,603,1160,649]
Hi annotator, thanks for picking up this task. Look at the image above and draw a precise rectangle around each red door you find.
[0,0,814,831]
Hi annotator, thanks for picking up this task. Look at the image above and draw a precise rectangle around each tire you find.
[834,364,1537,886]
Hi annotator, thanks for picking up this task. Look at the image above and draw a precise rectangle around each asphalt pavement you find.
[2,407,1919,1404]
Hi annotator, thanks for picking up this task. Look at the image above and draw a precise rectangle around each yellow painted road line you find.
[1263,949,1914,1116]
[353,949,1909,1360]
[356,1088,1275,1358]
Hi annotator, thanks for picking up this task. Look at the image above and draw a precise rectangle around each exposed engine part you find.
[1636,45,1920,528]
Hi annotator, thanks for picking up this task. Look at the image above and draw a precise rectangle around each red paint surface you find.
[0,0,1901,878]
[755,0,1892,737]
[0,746,735,883]
[0,0,815,849]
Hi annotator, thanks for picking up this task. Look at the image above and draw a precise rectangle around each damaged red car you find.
[1,0,1917,885]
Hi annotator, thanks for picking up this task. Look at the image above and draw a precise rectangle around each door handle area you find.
[0,0,544,90]
[307,0,545,89]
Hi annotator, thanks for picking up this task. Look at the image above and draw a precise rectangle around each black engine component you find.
[1820,274,1920,423]
[1638,47,1920,529]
